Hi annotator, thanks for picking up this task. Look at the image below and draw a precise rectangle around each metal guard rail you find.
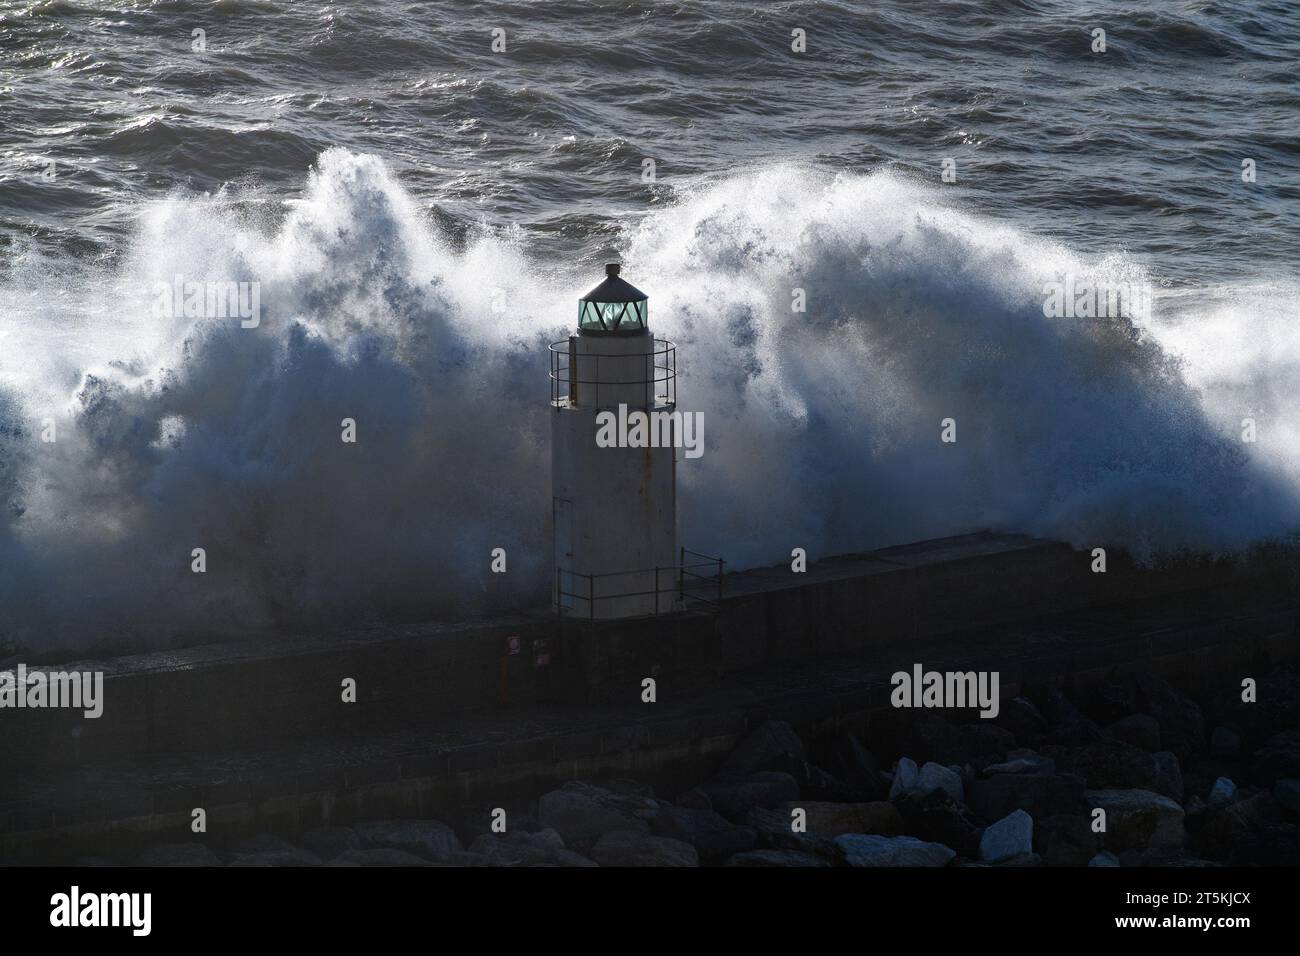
[556,547,725,620]
[548,339,676,408]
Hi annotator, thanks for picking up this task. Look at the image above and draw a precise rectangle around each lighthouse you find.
[550,264,678,619]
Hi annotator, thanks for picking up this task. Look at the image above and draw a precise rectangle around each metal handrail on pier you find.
[555,548,725,621]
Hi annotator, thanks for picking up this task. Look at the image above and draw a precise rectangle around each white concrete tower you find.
[550,263,677,619]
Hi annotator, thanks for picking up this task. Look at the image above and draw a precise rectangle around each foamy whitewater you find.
[2,0,1298,649]
[2,152,1299,648]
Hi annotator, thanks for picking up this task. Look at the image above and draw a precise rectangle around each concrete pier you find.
[2,531,1297,861]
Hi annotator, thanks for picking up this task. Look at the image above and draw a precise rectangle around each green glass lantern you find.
[578,263,648,334]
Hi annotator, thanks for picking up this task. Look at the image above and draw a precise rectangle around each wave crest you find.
[1,153,1296,649]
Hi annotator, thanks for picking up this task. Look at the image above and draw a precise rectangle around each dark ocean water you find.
[0,0,1298,648]
[2,0,1298,274]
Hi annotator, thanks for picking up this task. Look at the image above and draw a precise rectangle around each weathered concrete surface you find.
[1,532,1297,861]
[567,532,1300,699]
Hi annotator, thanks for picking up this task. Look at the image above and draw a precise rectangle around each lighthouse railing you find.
[549,339,677,409]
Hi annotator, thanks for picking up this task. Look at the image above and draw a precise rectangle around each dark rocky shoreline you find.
[74,661,1300,867]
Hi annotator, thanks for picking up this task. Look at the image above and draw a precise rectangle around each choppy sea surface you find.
[0,0,1298,648]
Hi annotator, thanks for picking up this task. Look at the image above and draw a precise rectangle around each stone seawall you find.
[8,532,1295,766]
[1,531,1297,861]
